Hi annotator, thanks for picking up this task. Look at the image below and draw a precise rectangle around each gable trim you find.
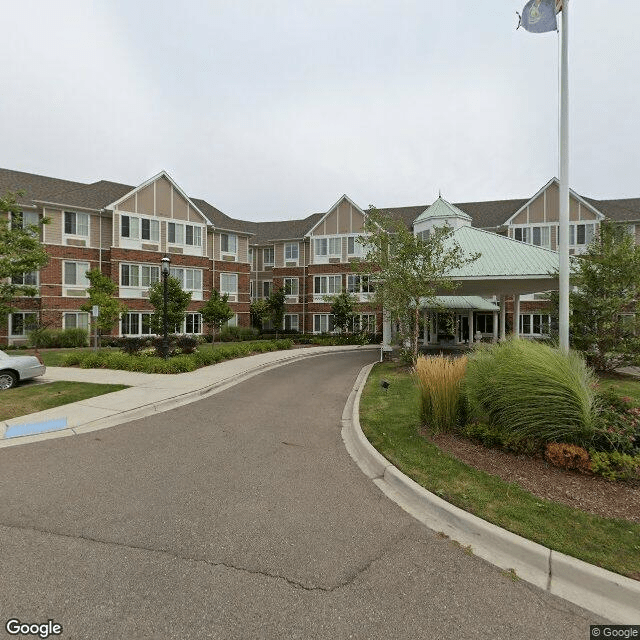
[304,194,366,236]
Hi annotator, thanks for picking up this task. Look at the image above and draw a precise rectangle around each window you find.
[532,226,550,248]
[328,237,342,256]
[283,277,299,296]
[263,247,274,266]
[514,228,528,243]
[185,313,202,334]
[314,238,328,257]
[64,262,90,286]
[168,222,202,247]
[121,312,154,336]
[64,211,89,236]
[314,275,342,296]
[120,264,160,288]
[63,312,89,331]
[221,233,237,254]
[223,314,238,329]
[11,271,38,286]
[10,312,37,337]
[285,243,299,261]
[417,230,431,242]
[12,210,39,230]
[170,268,203,292]
[220,273,238,296]
[248,248,254,266]
[250,280,255,299]
[352,314,376,333]
[347,275,373,296]
[569,223,595,246]
[313,314,335,333]
[519,314,550,336]
[262,281,272,298]
[347,235,365,255]
[475,314,494,334]
[284,314,299,331]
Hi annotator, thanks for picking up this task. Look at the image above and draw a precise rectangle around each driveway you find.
[0,351,600,639]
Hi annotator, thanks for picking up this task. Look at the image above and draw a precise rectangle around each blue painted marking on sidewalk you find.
[5,417,68,439]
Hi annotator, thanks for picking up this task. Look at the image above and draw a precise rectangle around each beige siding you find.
[275,242,284,268]
[213,233,221,261]
[101,215,112,249]
[580,205,597,221]
[569,197,579,221]
[546,182,559,221]
[238,236,249,263]
[112,213,120,248]
[325,206,338,235]
[172,188,189,220]
[137,184,154,216]
[155,176,172,216]
[337,201,350,233]
[45,208,62,245]
[551,227,557,251]
[529,194,544,223]
[90,213,100,248]
[635,225,640,246]
[118,195,136,212]
[351,208,365,233]
[512,210,528,224]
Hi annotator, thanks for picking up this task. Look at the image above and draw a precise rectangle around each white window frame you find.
[313,314,335,334]
[120,213,159,247]
[121,312,155,336]
[283,277,299,300]
[283,314,299,332]
[221,233,238,256]
[220,272,238,301]
[352,313,376,334]
[347,274,373,301]
[9,312,38,337]
[519,313,551,337]
[11,271,39,287]
[170,267,204,300]
[183,313,203,335]
[284,242,299,264]
[63,312,90,332]
[263,247,274,267]
[63,261,90,297]
[63,211,90,240]
[313,275,342,301]
[167,222,204,255]
[262,280,272,299]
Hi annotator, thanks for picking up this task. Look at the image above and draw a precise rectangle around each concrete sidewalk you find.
[1,344,379,447]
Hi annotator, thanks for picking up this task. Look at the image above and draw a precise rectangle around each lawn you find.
[598,373,640,406]
[359,362,640,579]
[0,381,128,421]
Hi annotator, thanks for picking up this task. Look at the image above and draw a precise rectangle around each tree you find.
[329,290,358,334]
[148,276,192,335]
[80,269,128,347]
[0,191,50,323]
[549,220,640,371]
[200,289,234,343]
[355,208,480,362]
[250,299,269,330]
[267,286,287,338]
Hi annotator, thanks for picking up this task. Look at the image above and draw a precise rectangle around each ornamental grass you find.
[414,354,468,434]
[464,339,597,446]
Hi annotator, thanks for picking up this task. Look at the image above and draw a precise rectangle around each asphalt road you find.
[0,351,602,639]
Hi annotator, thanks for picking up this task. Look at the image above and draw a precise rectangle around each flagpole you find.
[558,0,570,352]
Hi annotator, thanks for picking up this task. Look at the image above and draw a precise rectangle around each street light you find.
[161,255,171,360]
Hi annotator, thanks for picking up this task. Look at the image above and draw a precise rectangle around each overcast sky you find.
[2,1,638,220]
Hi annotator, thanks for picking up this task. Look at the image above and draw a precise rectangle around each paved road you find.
[0,351,600,639]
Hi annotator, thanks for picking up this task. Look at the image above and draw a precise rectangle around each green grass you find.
[0,381,128,421]
[359,362,640,579]
[6,348,89,367]
[598,374,640,406]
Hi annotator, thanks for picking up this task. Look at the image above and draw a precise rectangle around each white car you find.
[0,350,46,390]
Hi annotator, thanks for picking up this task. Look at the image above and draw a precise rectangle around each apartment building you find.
[2,168,639,345]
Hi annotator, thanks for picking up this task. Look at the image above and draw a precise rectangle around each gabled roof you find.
[191,198,256,236]
[504,177,604,226]
[582,197,640,223]
[414,196,472,224]
[305,194,365,237]
[0,168,85,208]
[35,180,133,211]
[251,213,324,245]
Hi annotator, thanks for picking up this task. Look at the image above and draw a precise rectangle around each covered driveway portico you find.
[382,224,562,349]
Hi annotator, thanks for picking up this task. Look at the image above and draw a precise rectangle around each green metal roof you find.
[418,296,499,311]
[414,196,473,224]
[446,226,561,278]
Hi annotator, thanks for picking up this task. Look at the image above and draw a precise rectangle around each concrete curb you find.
[342,362,640,624]
[1,345,378,449]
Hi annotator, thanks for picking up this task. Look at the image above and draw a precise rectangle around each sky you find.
[1,1,639,221]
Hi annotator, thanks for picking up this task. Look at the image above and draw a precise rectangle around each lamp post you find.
[161,255,171,359]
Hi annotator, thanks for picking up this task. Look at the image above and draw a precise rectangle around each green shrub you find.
[592,388,640,454]
[589,450,640,482]
[219,326,260,342]
[120,337,147,355]
[464,339,596,447]
[461,421,543,456]
[28,327,89,348]
[175,335,198,354]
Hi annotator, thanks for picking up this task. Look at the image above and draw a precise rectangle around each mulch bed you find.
[430,432,640,524]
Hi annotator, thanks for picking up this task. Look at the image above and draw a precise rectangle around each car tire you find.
[0,370,18,390]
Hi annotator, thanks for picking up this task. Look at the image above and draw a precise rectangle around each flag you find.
[517,0,558,33]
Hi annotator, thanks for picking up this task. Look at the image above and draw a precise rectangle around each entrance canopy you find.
[418,295,499,312]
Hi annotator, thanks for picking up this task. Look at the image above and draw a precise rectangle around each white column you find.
[513,294,521,338]
[499,295,506,341]
[468,310,474,345]
[492,310,498,343]
[382,309,392,349]
[430,313,438,344]
[422,310,429,346]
